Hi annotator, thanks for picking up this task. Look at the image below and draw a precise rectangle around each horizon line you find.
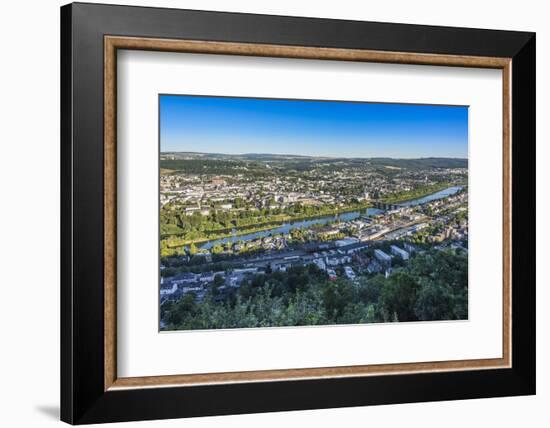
[160,151,468,160]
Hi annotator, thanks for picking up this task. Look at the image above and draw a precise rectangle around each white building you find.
[411,223,428,232]
[313,258,327,271]
[374,249,392,265]
[160,283,178,296]
[233,268,259,274]
[334,237,359,247]
[404,242,417,253]
[390,245,410,260]
[344,266,356,280]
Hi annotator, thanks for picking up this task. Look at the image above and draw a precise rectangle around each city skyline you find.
[160,95,469,159]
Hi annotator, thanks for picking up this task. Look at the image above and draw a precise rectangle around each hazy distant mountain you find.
[366,157,467,169]
[160,151,467,169]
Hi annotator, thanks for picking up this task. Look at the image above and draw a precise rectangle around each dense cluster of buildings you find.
[160,237,426,304]
[160,155,468,305]
[160,156,467,216]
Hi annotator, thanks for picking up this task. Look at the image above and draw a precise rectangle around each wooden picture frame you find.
[61,2,535,424]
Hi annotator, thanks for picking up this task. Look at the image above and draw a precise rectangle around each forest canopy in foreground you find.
[160,248,467,331]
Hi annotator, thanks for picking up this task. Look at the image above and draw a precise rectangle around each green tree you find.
[207,274,225,298]
[358,274,385,304]
[211,244,224,254]
[322,279,355,320]
[379,272,419,322]
[365,304,377,323]
[414,281,454,321]
[164,293,197,327]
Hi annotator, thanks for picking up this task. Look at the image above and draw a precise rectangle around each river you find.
[198,185,463,250]
[397,185,464,207]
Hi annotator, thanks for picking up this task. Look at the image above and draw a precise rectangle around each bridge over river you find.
[197,186,463,251]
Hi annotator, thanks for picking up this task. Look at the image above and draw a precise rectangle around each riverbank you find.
[380,182,465,204]
[161,202,372,253]
[161,184,465,256]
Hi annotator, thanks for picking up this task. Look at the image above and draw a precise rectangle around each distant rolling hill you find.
[160,152,467,170]
[366,157,467,169]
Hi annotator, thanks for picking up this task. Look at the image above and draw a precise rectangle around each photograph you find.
[159,95,469,331]
[53,3,536,425]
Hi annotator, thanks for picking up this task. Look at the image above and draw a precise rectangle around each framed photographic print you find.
[60,2,536,424]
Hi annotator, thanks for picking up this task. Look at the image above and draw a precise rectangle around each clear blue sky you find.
[160,95,468,158]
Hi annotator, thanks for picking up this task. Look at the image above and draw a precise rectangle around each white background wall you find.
[0,0,546,426]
